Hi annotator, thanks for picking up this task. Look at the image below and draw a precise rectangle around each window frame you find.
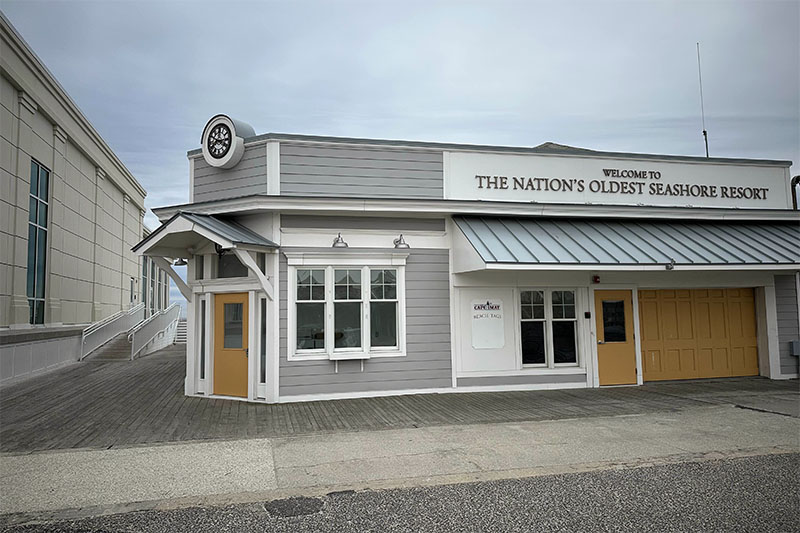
[286,252,408,362]
[27,159,50,325]
[519,288,580,369]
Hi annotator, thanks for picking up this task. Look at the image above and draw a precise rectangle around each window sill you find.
[288,349,406,362]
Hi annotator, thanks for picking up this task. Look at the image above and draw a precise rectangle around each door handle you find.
[245,348,249,358]
[597,340,605,345]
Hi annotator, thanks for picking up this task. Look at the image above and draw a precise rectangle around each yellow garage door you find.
[639,289,759,381]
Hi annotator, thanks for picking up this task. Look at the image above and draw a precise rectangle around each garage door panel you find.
[643,348,662,374]
[639,288,758,381]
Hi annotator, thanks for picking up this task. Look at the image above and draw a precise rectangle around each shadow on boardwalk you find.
[1,344,797,454]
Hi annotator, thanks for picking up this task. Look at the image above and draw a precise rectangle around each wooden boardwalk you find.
[1,345,796,454]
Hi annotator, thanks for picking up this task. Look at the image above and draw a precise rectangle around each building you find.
[135,113,800,404]
[0,13,168,384]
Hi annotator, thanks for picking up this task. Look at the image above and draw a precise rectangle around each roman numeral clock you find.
[200,114,256,169]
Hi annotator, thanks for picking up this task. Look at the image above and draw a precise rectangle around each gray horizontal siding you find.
[282,215,445,232]
[279,248,452,397]
[279,142,443,199]
[775,274,799,375]
[193,144,267,202]
[457,374,586,388]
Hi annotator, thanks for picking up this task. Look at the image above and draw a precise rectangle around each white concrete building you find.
[0,13,169,384]
[138,114,799,404]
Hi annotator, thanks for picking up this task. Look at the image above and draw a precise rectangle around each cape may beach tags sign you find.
[445,151,790,209]
[472,299,504,350]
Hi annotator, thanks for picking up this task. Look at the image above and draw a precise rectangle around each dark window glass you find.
[334,269,361,301]
[218,253,248,278]
[371,301,397,347]
[602,300,626,342]
[223,303,243,348]
[257,253,266,274]
[553,321,577,363]
[297,269,324,300]
[35,228,47,298]
[334,301,361,348]
[521,290,545,320]
[196,256,204,280]
[260,298,267,383]
[199,300,206,379]
[26,225,36,298]
[552,290,576,319]
[297,303,325,349]
[29,197,37,223]
[29,161,38,195]
[39,167,49,201]
[521,321,545,364]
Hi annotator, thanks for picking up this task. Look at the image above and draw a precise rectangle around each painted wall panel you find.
[774,274,799,375]
[456,374,585,387]
[281,215,446,232]
[278,247,452,397]
[192,144,267,203]
[280,142,443,199]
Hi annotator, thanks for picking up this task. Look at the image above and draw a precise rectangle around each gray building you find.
[137,114,799,404]
[0,14,169,384]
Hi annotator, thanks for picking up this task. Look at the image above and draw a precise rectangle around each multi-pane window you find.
[334,269,362,349]
[520,289,578,366]
[370,269,398,348]
[27,160,49,324]
[292,266,403,358]
[296,269,325,350]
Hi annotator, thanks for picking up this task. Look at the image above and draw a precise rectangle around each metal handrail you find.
[128,303,181,360]
[80,303,145,360]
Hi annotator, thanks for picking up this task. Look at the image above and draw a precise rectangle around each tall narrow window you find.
[260,298,267,383]
[199,299,206,379]
[551,290,577,364]
[334,269,362,349]
[296,269,325,350]
[520,290,546,364]
[27,160,49,324]
[370,269,398,348]
[141,257,148,308]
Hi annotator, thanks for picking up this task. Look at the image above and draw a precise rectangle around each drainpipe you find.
[792,175,800,210]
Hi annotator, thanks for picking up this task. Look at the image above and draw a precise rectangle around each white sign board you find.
[471,299,504,349]
[446,151,790,210]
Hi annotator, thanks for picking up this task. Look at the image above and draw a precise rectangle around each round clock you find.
[207,123,232,159]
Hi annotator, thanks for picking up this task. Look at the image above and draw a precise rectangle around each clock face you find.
[207,123,232,159]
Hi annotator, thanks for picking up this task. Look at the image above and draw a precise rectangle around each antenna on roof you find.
[696,42,709,158]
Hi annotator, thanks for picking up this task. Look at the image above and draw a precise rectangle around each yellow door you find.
[639,288,758,381]
[595,290,637,385]
[214,292,249,397]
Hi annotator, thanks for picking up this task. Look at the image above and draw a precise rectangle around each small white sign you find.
[471,299,504,349]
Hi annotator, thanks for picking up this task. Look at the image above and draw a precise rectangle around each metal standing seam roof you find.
[179,212,278,248]
[454,216,800,266]
[133,212,278,252]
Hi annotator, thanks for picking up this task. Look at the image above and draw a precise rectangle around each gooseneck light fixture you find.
[665,258,676,270]
[393,234,410,249]
[332,233,349,248]
[173,258,188,266]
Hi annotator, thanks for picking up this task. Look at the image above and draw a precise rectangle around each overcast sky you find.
[4,0,799,306]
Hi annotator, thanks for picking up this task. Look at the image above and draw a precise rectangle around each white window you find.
[287,255,407,361]
[520,289,578,367]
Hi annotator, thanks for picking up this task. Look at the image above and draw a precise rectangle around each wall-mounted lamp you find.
[665,258,676,270]
[215,243,227,256]
[332,233,349,248]
[393,234,410,249]
[173,258,187,266]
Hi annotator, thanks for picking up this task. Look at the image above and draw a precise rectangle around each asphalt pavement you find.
[5,453,798,532]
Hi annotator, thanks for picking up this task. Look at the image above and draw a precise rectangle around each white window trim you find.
[520,288,581,369]
[286,252,408,361]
